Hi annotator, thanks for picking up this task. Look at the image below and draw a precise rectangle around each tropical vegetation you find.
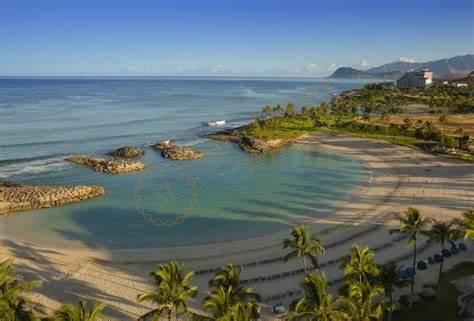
[0,206,471,321]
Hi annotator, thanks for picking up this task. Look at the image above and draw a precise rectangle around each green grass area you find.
[239,116,474,163]
[328,126,474,163]
[393,261,474,321]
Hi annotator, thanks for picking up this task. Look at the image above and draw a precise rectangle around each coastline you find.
[1,133,472,319]
[0,137,369,254]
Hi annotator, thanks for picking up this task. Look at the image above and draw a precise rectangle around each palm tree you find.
[137,261,198,321]
[341,245,379,284]
[422,220,461,301]
[0,259,43,321]
[221,303,257,321]
[202,264,260,320]
[456,208,474,240]
[51,300,106,321]
[285,272,347,321]
[339,281,385,321]
[261,105,271,119]
[283,225,325,273]
[390,207,429,306]
[375,261,409,321]
[208,264,241,290]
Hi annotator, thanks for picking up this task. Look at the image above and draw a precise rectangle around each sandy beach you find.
[1,134,473,320]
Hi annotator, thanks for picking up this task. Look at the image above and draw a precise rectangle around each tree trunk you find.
[409,240,417,308]
[303,256,307,274]
[388,291,393,321]
[437,242,445,302]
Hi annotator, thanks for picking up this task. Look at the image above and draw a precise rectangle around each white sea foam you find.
[208,120,226,126]
[181,138,207,147]
[0,156,68,179]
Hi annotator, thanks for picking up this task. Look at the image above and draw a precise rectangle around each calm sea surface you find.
[0,77,369,249]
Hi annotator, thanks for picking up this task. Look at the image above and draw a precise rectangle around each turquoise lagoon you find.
[0,77,369,249]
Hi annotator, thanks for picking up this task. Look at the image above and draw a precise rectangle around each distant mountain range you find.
[329,54,474,80]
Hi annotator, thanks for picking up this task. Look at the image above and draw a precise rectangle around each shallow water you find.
[0,77,369,249]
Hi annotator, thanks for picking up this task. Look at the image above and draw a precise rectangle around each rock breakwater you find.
[67,155,147,173]
[0,181,105,215]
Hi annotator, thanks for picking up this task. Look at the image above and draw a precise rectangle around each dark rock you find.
[108,146,143,158]
[153,142,204,160]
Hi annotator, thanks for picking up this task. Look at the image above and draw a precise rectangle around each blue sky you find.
[0,0,472,76]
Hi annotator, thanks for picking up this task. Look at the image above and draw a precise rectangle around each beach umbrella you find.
[441,249,452,258]
[434,254,443,263]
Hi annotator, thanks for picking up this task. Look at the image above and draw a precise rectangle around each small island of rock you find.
[107,146,144,158]
[67,155,147,173]
[238,136,293,153]
[207,129,299,153]
[0,180,105,215]
[153,142,204,160]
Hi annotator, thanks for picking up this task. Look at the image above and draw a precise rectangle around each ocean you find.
[0,77,369,249]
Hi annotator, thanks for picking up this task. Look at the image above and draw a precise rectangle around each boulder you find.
[108,146,144,158]
[153,142,204,160]
[67,155,147,173]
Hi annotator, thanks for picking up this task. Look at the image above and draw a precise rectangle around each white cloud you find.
[306,63,317,73]
[326,62,338,72]
[360,59,370,68]
[399,57,416,63]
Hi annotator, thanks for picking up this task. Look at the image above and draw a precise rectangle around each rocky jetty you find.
[0,180,105,215]
[153,142,204,160]
[238,136,293,153]
[206,132,240,143]
[206,128,242,143]
[67,155,147,173]
[207,130,298,153]
[108,146,144,158]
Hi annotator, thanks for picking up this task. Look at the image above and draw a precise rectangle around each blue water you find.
[0,77,369,249]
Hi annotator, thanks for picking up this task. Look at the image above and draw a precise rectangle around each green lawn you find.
[393,261,474,321]
[239,117,474,163]
[329,129,474,163]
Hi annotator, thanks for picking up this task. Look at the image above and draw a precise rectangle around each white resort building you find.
[397,69,433,89]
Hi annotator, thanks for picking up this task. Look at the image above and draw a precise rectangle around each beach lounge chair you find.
[458,242,467,251]
[450,247,459,255]
[427,256,435,265]
[421,287,436,298]
[408,293,420,305]
[272,303,286,314]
